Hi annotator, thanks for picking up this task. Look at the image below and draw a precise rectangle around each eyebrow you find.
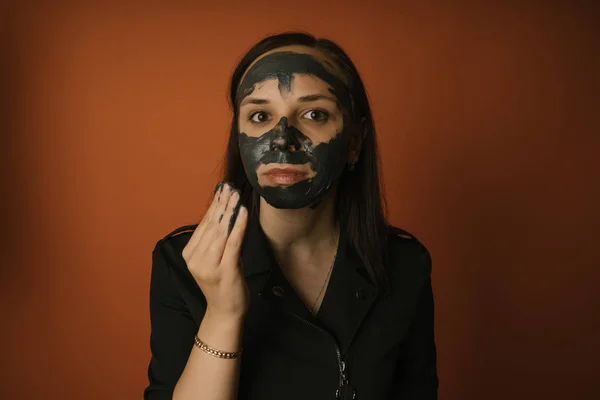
[297,94,338,104]
[239,93,338,108]
[239,97,270,107]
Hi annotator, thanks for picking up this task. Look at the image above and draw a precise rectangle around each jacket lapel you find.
[240,212,378,355]
[240,214,309,317]
[317,222,377,355]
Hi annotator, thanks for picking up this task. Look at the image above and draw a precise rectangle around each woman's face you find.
[236,45,353,209]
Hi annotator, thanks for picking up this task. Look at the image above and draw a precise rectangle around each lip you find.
[265,167,307,175]
[263,167,309,186]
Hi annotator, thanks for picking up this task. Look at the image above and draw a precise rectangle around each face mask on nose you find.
[238,114,349,210]
[236,51,352,210]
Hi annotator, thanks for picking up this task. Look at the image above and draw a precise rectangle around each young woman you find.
[144,32,438,400]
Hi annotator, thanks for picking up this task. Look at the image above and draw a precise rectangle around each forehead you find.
[244,45,339,78]
[246,75,332,97]
[237,46,351,111]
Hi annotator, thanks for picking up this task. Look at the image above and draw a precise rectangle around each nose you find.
[270,117,301,152]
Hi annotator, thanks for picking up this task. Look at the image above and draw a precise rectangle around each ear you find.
[347,117,367,163]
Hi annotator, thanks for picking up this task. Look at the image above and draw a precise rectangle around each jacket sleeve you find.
[387,245,439,399]
[144,240,198,400]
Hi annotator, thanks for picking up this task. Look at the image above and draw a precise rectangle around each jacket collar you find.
[240,211,377,354]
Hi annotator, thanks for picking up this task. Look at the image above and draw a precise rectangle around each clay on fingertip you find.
[228,196,244,234]
[214,182,225,194]
[223,181,236,192]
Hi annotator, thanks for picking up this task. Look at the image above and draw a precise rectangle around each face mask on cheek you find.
[236,51,353,210]
[238,116,350,209]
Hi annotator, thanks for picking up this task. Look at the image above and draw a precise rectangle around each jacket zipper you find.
[288,312,356,399]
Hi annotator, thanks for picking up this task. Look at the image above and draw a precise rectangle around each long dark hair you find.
[222,32,391,297]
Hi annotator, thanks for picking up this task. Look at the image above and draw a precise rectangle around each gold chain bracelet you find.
[193,334,242,359]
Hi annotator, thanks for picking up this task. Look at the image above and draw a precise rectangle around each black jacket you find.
[144,214,438,400]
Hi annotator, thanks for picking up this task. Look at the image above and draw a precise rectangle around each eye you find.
[249,111,270,123]
[302,109,329,122]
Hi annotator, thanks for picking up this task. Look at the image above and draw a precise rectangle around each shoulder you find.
[385,225,433,285]
[150,223,202,297]
[158,224,199,245]
[153,223,199,265]
[150,223,208,319]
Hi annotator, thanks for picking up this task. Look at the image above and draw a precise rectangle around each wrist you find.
[198,309,244,354]
[202,308,245,330]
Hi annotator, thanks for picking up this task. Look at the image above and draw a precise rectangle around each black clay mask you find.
[236,52,352,209]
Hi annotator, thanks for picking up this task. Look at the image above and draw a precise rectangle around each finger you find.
[187,183,225,250]
[214,181,225,195]
[221,205,248,268]
[228,192,244,235]
[197,185,237,264]
[205,182,226,222]
[210,183,233,227]
[218,189,240,236]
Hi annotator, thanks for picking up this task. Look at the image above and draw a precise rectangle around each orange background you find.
[2,2,599,399]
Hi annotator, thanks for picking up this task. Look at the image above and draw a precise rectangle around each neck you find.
[258,187,339,269]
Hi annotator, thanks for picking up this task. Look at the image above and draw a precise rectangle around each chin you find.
[262,196,311,210]
[258,182,331,210]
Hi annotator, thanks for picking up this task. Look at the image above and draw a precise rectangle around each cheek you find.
[238,119,276,138]
[311,113,344,144]
[300,122,344,146]
[237,117,247,135]
[237,114,254,133]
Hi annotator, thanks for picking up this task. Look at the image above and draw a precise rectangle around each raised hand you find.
[182,183,250,320]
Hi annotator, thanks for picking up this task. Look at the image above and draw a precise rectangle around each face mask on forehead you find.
[236,51,353,210]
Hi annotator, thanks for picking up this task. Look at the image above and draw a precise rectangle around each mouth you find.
[258,163,314,187]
